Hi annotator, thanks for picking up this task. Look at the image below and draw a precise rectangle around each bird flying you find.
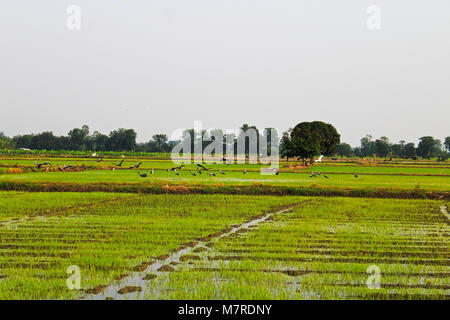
[129,162,142,169]
[315,155,324,163]
[113,159,124,167]
[34,161,51,169]
[197,164,209,171]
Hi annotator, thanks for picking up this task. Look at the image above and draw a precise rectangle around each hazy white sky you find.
[1,0,449,146]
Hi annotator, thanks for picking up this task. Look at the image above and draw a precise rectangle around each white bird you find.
[315,155,324,163]
[151,169,154,175]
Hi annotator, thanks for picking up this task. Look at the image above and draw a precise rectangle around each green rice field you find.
[0,155,448,300]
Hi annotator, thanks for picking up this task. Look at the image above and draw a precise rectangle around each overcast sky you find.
[1,1,449,146]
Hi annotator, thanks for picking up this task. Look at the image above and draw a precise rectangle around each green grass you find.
[0,168,448,193]
[139,197,449,299]
[0,193,301,299]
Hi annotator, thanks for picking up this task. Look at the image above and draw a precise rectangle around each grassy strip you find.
[0,180,448,200]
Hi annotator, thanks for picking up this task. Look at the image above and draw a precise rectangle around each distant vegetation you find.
[1,124,449,161]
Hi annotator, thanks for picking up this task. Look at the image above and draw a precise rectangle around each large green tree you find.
[444,136,450,152]
[417,136,439,159]
[290,121,340,163]
[280,129,295,161]
[107,128,137,151]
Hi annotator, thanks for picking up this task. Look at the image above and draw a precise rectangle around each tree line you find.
[332,135,450,160]
[1,123,449,161]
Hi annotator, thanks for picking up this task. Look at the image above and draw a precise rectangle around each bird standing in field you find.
[151,168,154,175]
[171,164,184,171]
[190,170,196,176]
[34,161,51,169]
[97,158,103,162]
[218,169,225,175]
[274,168,279,175]
[353,172,358,178]
[174,169,179,176]
[243,169,247,175]
[138,171,147,178]
[310,171,317,178]
[197,169,202,174]
[208,172,216,177]
[63,164,74,170]
[57,165,64,172]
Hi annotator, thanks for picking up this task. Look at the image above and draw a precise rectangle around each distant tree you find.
[404,143,416,159]
[335,143,353,157]
[445,137,450,152]
[68,126,89,150]
[280,129,295,162]
[238,124,260,156]
[392,140,406,157]
[417,136,439,159]
[261,127,278,157]
[0,132,14,149]
[92,131,109,151]
[360,134,375,157]
[375,136,390,158]
[152,134,169,152]
[290,121,340,164]
[107,128,137,151]
[13,134,33,149]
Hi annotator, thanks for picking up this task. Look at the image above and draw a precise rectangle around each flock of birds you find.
[34,158,360,179]
[135,163,277,178]
[34,161,75,172]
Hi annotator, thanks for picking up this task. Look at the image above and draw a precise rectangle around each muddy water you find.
[83,206,296,300]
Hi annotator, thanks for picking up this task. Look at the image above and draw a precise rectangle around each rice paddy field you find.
[0,155,448,300]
